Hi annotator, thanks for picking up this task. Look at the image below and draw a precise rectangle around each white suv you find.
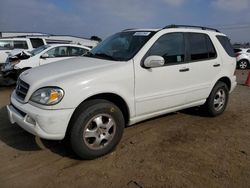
[7,25,237,159]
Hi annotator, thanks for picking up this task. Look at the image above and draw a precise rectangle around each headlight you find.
[30,87,64,105]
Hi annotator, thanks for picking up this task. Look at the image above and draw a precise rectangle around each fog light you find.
[25,115,36,125]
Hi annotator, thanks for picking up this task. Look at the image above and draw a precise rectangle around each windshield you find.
[30,45,50,56]
[86,31,156,61]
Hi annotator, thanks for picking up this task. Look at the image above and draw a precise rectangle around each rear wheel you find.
[203,81,229,116]
[238,59,249,70]
[69,99,124,159]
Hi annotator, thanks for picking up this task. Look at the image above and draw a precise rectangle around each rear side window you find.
[186,33,217,61]
[216,35,234,57]
[69,47,88,56]
[13,41,28,49]
[30,38,45,48]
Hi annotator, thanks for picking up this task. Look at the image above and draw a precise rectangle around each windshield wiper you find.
[94,53,117,60]
[84,51,94,57]
[84,51,118,61]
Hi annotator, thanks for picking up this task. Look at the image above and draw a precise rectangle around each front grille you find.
[16,79,29,101]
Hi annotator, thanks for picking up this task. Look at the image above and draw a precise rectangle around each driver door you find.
[134,32,190,116]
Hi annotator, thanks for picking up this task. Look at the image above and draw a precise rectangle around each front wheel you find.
[69,99,125,159]
[203,81,229,117]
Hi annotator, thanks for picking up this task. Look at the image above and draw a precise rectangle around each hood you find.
[8,49,31,62]
[9,49,31,57]
[19,57,121,86]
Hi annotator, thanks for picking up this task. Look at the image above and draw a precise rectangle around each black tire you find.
[204,81,229,117]
[238,59,249,70]
[68,99,124,159]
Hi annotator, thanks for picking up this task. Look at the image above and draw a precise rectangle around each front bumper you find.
[7,92,75,140]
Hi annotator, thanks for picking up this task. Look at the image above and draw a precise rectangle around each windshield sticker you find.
[133,32,151,36]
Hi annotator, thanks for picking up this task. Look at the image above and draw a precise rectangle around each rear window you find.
[216,35,234,57]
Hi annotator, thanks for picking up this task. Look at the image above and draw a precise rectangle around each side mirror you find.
[143,55,165,68]
[40,53,49,59]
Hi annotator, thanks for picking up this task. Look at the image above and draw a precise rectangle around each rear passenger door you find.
[184,32,221,103]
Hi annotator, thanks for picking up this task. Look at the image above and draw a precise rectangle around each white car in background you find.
[235,48,250,69]
[0,37,47,65]
[1,43,90,79]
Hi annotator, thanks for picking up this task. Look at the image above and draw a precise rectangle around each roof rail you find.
[122,28,137,31]
[163,24,220,32]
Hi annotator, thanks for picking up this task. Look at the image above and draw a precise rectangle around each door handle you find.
[179,68,189,72]
[213,64,220,67]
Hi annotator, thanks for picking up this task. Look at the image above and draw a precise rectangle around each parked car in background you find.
[7,25,236,159]
[234,48,250,69]
[0,37,47,66]
[1,44,90,81]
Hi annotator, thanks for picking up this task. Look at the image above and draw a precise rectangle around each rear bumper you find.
[7,92,75,140]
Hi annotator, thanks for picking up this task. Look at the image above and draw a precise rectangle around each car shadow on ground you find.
[180,106,210,117]
[0,106,80,159]
[0,104,209,159]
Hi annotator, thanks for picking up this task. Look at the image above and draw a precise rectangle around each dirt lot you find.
[0,70,250,188]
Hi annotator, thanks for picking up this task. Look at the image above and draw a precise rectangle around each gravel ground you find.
[0,70,249,188]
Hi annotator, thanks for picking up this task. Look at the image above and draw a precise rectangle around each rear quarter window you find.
[30,38,45,48]
[216,35,235,57]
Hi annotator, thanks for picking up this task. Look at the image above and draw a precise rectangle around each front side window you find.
[86,31,156,61]
[146,32,185,64]
[47,46,68,58]
[30,45,50,56]
[247,49,250,53]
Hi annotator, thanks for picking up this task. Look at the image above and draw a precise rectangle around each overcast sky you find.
[1,0,250,43]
